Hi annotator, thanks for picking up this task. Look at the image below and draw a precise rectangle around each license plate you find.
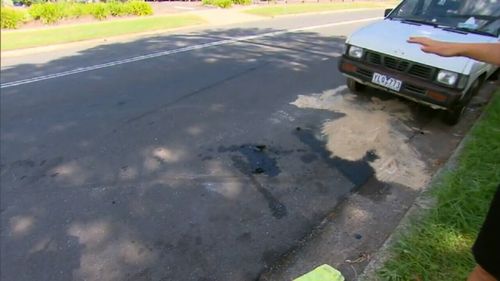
[372,73,402,92]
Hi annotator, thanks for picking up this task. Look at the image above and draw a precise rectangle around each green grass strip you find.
[244,1,398,17]
[1,15,204,51]
[378,91,500,281]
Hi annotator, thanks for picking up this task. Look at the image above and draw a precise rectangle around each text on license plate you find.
[372,73,402,92]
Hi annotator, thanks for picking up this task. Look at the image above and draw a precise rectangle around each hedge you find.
[1,1,154,28]
[1,6,27,28]
[203,0,251,8]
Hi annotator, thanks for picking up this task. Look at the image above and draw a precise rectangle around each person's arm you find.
[407,37,500,66]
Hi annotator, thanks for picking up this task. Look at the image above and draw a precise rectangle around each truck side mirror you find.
[384,8,393,17]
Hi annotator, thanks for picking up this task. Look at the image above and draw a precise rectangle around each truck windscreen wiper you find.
[400,19,438,27]
[443,26,497,37]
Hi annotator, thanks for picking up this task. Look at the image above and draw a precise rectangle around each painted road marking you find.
[1,17,381,89]
[174,6,196,10]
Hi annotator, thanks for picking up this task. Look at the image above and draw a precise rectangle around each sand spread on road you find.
[291,86,429,188]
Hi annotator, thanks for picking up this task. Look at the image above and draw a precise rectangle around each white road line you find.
[174,6,196,10]
[0,17,380,89]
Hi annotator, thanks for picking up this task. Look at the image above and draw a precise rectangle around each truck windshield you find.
[389,0,500,37]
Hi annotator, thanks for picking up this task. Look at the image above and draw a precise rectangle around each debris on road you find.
[293,264,345,281]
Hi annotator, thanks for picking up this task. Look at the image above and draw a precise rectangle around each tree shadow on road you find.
[0,27,488,281]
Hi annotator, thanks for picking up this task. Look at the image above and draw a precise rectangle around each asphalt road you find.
[0,10,492,281]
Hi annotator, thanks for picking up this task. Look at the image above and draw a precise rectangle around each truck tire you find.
[442,104,466,126]
[347,78,366,93]
[442,78,482,126]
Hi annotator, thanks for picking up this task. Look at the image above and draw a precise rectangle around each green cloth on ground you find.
[293,264,345,281]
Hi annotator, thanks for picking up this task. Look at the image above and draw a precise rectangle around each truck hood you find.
[347,19,498,74]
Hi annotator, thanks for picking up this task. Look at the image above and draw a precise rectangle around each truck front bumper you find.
[338,56,464,110]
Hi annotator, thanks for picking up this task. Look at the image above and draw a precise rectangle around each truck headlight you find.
[348,46,364,59]
[436,70,458,86]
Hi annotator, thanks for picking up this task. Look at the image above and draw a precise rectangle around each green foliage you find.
[107,1,128,16]
[203,0,251,8]
[232,0,252,5]
[25,1,153,24]
[65,3,86,18]
[203,0,233,8]
[217,0,233,8]
[29,3,63,24]
[1,6,27,29]
[123,1,153,16]
[87,3,109,20]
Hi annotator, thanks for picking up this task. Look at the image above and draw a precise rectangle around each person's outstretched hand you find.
[407,37,460,57]
[407,37,500,65]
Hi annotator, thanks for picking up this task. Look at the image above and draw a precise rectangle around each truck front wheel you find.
[442,78,482,126]
[442,105,466,126]
[347,78,366,93]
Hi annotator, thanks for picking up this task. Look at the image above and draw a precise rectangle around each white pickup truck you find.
[339,0,499,124]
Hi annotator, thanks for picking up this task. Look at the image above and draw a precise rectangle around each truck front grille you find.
[404,84,426,95]
[408,64,434,80]
[356,68,373,78]
[364,51,435,80]
[366,52,382,65]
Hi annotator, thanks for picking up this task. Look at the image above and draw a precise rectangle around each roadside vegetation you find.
[1,0,153,29]
[1,5,26,28]
[0,0,399,49]
[202,0,251,9]
[244,1,398,17]
[378,92,500,281]
[1,14,204,50]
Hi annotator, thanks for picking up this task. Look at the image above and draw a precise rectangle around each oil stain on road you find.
[218,144,288,219]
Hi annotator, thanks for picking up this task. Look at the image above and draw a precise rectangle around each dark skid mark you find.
[126,63,268,124]
[261,249,286,268]
[231,155,287,219]
[294,128,375,187]
[300,153,318,163]
[236,232,252,242]
[255,181,287,219]
[315,182,329,194]
[219,144,281,177]
[267,147,295,156]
